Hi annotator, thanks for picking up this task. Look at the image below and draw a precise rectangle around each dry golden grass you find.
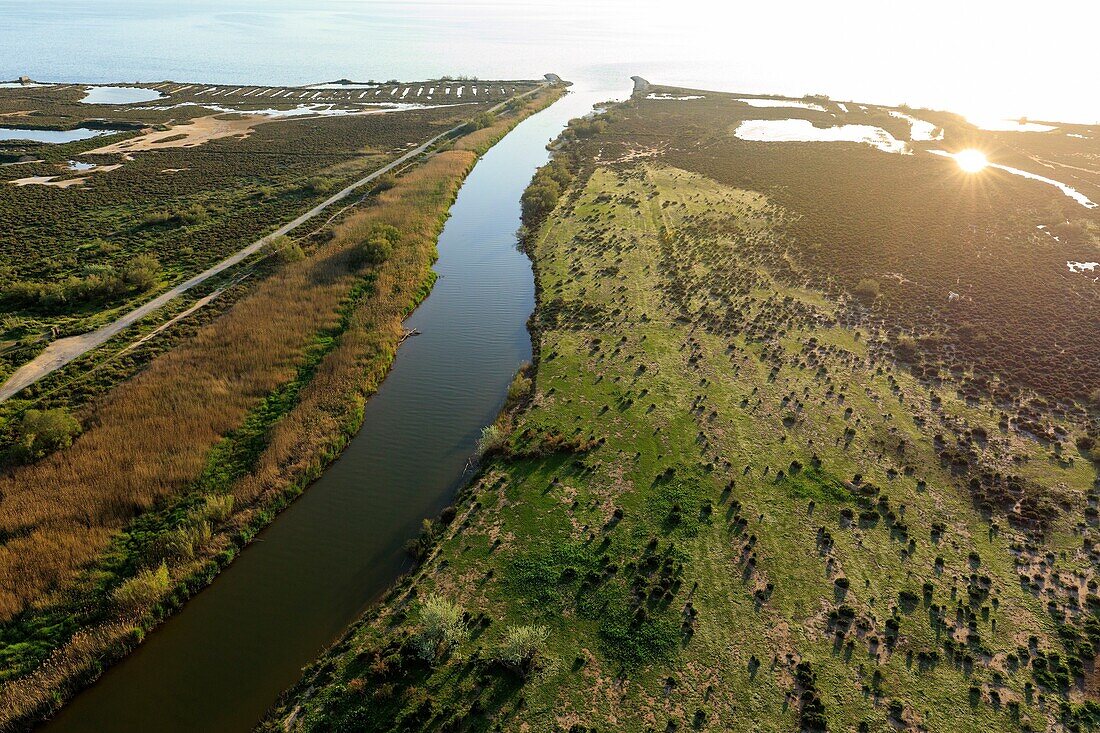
[0,147,489,619]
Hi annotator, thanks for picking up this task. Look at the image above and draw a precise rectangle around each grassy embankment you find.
[262,136,1098,730]
[0,83,563,730]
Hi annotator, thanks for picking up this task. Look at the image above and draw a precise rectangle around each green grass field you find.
[264,141,1099,730]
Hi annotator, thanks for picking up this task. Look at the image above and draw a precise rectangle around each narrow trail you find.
[0,85,545,404]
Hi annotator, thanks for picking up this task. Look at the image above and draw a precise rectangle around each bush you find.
[494,624,551,676]
[370,173,397,194]
[521,180,561,227]
[413,594,469,662]
[478,423,508,456]
[200,494,235,523]
[350,224,400,269]
[267,235,305,264]
[459,112,495,134]
[304,176,339,195]
[111,563,171,612]
[16,408,81,461]
[1,256,160,313]
[156,520,212,561]
[853,278,880,304]
[520,158,573,228]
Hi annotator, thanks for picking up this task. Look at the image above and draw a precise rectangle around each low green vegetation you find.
[264,98,1099,731]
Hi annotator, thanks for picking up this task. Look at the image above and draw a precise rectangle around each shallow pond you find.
[733,118,908,154]
[80,86,164,104]
[0,127,113,143]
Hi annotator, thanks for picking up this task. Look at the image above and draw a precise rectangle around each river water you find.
[41,84,610,733]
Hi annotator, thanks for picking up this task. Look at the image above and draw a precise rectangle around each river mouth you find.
[41,82,612,733]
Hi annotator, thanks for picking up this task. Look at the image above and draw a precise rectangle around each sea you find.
[1,0,1098,124]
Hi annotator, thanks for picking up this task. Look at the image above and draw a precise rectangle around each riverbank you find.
[0,82,564,731]
[257,87,1098,732]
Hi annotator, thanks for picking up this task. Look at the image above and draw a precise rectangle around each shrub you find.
[350,224,400,269]
[494,624,551,676]
[16,408,81,461]
[200,494,235,523]
[267,235,305,264]
[156,521,212,561]
[478,422,508,456]
[521,180,560,227]
[1,256,160,313]
[111,563,171,612]
[853,278,880,304]
[413,594,468,662]
[370,173,397,194]
[304,176,339,195]
[459,112,495,134]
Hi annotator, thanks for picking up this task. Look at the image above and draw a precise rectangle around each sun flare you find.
[954,149,989,173]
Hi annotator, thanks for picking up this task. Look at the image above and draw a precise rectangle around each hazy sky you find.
[1,0,1096,123]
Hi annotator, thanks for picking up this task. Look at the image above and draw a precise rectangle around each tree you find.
[17,407,81,461]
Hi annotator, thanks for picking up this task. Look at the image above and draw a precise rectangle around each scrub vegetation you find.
[0,80,537,405]
[264,88,1099,732]
[0,80,563,729]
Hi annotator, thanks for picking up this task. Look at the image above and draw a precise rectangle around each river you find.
[41,83,612,733]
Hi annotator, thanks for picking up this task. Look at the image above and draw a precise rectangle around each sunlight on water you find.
[1,0,1097,123]
[733,118,909,154]
[953,149,989,172]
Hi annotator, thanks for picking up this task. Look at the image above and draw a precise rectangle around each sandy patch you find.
[8,162,121,188]
[85,114,263,153]
[10,175,87,188]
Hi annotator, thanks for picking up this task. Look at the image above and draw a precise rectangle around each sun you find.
[954,149,989,173]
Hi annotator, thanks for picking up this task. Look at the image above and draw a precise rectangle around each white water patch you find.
[306,83,379,89]
[1068,133,1089,139]
[646,93,704,101]
[836,102,849,113]
[734,118,910,154]
[135,101,470,118]
[1068,261,1099,273]
[0,82,53,88]
[81,86,165,104]
[0,127,115,143]
[929,150,1098,208]
[889,110,943,141]
[736,98,827,112]
[968,116,1057,133]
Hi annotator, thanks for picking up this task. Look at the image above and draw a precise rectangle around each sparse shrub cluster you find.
[1,254,161,312]
[520,157,573,229]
